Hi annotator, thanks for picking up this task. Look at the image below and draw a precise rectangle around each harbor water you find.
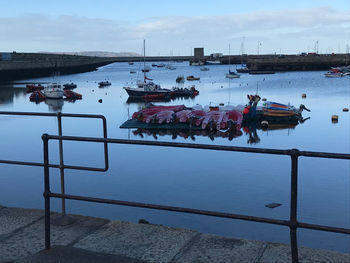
[0,62,349,253]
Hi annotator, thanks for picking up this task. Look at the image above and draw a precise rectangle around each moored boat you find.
[43,83,64,99]
[187,75,200,81]
[98,81,111,87]
[63,82,77,89]
[176,75,185,83]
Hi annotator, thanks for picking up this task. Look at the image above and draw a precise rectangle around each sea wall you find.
[0,53,116,81]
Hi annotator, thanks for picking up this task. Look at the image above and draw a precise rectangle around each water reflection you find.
[0,84,27,105]
[132,128,242,141]
[45,99,64,112]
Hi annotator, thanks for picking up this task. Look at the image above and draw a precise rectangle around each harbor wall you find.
[1,53,349,81]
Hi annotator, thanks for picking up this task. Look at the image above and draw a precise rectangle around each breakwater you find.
[246,54,349,71]
[0,53,116,81]
[1,53,349,81]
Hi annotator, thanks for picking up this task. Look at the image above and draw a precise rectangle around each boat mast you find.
[228,44,231,71]
[143,39,146,83]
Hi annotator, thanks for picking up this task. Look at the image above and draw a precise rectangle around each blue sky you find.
[1,0,349,55]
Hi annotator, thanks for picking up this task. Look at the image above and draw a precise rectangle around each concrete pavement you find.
[0,205,348,263]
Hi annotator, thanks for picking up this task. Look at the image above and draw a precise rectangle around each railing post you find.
[290,149,299,263]
[42,134,51,250]
[57,112,66,215]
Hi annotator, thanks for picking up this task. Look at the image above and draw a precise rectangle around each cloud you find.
[0,7,349,54]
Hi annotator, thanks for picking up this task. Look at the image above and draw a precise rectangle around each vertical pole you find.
[102,117,109,171]
[57,112,66,215]
[42,134,51,250]
[290,149,299,263]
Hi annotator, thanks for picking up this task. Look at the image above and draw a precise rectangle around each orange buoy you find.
[331,115,338,123]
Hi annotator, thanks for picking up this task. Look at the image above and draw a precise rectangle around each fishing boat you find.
[43,83,64,99]
[63,83,77,89]
[98,81,111,87]
[187,75,200,81]
[225,44,240,78]
[176,75,185,83]
[124,40,168,98]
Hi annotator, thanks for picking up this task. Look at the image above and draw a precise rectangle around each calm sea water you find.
[0,62,349,252]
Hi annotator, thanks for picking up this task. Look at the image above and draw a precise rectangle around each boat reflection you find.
[126,94,197,104]
[132,128,242,141]
[130,117,310,143]
[243,117,310,144]
[45,99,64,112]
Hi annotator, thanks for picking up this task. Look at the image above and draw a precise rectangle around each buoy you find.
[331,115,338,123]
[302,93,307,98]
[92,90,94,92]
[261,120,269,129]
[343,108,349,112]
[221,86,223,88]
[262,98,267,101]
[98,99,102,103]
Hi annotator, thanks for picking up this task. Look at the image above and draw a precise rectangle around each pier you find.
[0,205,349,263]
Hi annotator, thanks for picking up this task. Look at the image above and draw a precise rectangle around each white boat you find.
[43,83,64,99]
[205,60,221,65]
[225,44,240,79]
[324,72,343,77]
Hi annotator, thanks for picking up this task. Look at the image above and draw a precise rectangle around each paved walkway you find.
[0,205,348,263]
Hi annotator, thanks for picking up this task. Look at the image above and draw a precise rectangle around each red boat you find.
[26,84,44,93]
[64,90,82,100]
[29,90,46,101]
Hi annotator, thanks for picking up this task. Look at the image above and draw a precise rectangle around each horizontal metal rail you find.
[48,192,350,235]
[43,134,350,160]
[0,111,109,171]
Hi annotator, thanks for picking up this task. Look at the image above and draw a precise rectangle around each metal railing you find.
[41,134,350,263]
[0,111,109,215]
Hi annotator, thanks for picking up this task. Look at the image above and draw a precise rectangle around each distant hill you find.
[38,51,141,57]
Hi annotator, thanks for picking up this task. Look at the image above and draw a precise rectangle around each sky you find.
[1,0,349,55]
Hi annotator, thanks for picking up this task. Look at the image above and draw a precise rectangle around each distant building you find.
[194,48,204,60]
[0,52,12,61]
[210,53,223,58]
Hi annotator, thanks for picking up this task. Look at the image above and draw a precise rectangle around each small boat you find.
[130,71,136,74]
[98,81,111,87]
[186,75,200,81]
[29,90,46,101]
[157,63,165,68]
[64,90,82,100]
[176,75,185,83]
[62,83,77,89]
[200,67,210,71]
[43,83,64,99]
[226,44,240,78]
[142,66,151,72]
[225,70,240,79]
[26,84,44,93]
[236,67,250,73]
[205,60,221,65]
[152,64,157,67]
[324,72,343,77]
[128,62,134,65]
[166,65,176,70]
